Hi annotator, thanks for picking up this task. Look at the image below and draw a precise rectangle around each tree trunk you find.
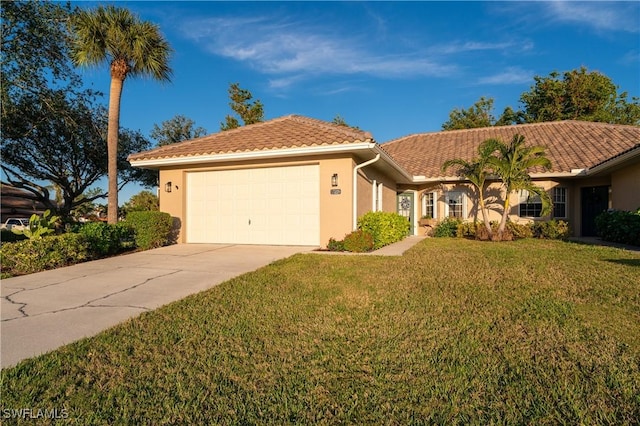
[107,75,124,224]
[497,195,510,241]
[478,190,493,239]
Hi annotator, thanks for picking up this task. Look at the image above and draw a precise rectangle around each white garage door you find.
[186,165,320,245]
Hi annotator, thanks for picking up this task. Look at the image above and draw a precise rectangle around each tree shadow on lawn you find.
[602,258,640,267]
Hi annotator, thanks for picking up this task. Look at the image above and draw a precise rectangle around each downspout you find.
[353,154,381,230]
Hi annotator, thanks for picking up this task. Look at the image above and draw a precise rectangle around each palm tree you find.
[70,6,171,223]
[442,138,500,239]
[488,134,552,240]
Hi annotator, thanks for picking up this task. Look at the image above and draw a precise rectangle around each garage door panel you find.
[187,165,319,245]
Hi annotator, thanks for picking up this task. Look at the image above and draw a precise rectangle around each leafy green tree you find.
[70,5,172,223]
[220,83,264,131]
[487,135,552,240]
[442,139,501,239]
[520,67,640,125]
[150,115,207,147]
[332,114,361,130]
[442,97,522,130]
[1,1,153,220]
[122,190,159,216]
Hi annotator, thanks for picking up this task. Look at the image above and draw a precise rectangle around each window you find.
[422,191,437,219]
[552,187,567,218]
[519,189,543,217]
[445,191,465,219]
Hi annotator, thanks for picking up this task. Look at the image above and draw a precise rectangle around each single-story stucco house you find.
[128,116,640,247]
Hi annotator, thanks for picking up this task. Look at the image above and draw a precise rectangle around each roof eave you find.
[129,141,377,168]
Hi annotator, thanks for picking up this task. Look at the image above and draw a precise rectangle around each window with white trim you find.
[421,191,437,219]
[519,189,543,217]
[445,191,466,219]
[552,187,567,218]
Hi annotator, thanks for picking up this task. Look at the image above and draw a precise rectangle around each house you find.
[128,116,639,246]
[1,184,47,223]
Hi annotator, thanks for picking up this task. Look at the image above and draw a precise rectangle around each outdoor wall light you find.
[165,181,172,193]
[331,173,339,187]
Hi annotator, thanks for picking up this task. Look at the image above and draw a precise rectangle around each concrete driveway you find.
[1,244,313,369]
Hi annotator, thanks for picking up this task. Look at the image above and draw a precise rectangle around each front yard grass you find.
[2,238,639,424]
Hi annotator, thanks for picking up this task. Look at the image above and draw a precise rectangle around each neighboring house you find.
[128,116,639,246]
[0,184,47,223]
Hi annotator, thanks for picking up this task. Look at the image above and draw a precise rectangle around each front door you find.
[581,186,609,236]
[397,192,414,235]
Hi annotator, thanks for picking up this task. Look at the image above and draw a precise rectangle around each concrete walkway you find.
[1,244,313,369]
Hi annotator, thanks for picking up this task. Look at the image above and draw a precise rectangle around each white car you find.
[1,218,30,231]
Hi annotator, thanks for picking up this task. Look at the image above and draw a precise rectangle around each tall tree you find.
[70,5,172,223]
[151,115,207,147]
[442,97,522,130]
[487,135,552,240]
[442,139,501,239]
[220,83,264,131]
[520,67,640,125]
[1,1,154,219]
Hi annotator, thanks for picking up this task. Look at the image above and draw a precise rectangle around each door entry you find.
[397,192,414,235]
[581,186,609,236]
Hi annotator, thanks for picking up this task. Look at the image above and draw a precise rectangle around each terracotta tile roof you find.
[128,115,374,162]
[382,121,640,178]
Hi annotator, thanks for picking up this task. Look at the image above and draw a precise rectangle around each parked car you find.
[1,218,30,231]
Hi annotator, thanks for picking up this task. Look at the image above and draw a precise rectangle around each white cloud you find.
[477,67,533,85]
[545,1,639,33]
[179,15,457,84]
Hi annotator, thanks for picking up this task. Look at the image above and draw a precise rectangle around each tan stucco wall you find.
[157,154,380,248]
[611,162,640,211]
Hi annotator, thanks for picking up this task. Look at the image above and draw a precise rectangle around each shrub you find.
[456,222,477,238]
[531,220,570,240]
[433,217,462,238]
[0,233,89,276]
[506,221,534,239]
[12,210,59,239]
[343,230,374,253]
[79,222,135,256]
[357,211,409,249]
[125,211,174,250]
[595,209,640,246]
[327,237,345,252]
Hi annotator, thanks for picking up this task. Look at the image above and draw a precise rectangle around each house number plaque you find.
[330,189,341,195]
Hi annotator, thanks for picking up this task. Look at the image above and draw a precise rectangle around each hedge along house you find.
[128,115,411,247]
[383,120,640,237]
[129,117,640,246]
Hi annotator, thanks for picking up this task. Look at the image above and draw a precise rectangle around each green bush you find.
[79,222,134,256]
[433,217,462,238]
[357,211,409,249]
[506,221,534,239]
[531,220,570,240]
[595,209,640,246]
[125,211,174,250]
[0,233,90,276]
[456,222,477,238]
[327,238,345,252]
[343,230,374,253]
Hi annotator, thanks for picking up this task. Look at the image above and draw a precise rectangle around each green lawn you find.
[2,239,639,424]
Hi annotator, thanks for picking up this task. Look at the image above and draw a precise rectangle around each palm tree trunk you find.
[107,76,124,224]
[497,196,510,240]
[478,195,493,238]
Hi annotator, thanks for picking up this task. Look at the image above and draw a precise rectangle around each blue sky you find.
[72,1,640,202]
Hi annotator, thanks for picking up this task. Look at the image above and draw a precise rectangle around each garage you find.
[186,164,320,245]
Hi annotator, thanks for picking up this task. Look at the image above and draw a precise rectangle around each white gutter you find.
[353,154,381,230]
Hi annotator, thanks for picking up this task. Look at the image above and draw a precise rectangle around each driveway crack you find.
[1,269,181,322]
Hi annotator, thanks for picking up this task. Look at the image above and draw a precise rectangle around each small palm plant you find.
[488,134,552,240]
